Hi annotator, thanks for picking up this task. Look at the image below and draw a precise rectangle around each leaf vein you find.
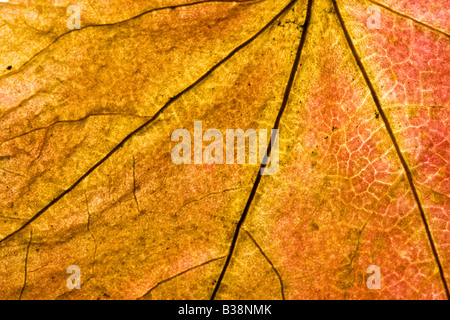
[332,0,450,299]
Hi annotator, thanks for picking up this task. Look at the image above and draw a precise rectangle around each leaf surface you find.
[0,0,448,300]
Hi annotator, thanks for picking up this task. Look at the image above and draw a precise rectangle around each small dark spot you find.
[6,66,12,70]
[332,126,337,131]
[375,112,379,119]
[309,221,319,231]
[324,136,328,140]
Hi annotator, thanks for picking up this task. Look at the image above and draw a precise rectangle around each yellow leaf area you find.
[0,0,449,300]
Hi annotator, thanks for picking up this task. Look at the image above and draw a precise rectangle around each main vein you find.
[210,0,314,300]
[332,0,449,299]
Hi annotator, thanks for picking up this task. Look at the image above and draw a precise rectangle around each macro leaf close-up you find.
[0,0,449,300]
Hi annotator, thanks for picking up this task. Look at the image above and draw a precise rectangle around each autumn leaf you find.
[0,0,448,300]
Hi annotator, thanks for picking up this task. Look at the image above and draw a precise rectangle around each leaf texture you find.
[0,0,448,300]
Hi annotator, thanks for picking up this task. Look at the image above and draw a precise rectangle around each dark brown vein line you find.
[244,229,285,299]
[210,0,314,300]
[137,256,227,299]
[0,215,27,221]
[0,0,299,246]
[1,113,151,146]
[173,188,239,216]
[348,221,368,268]
[416,182,450,202]
[132,155,141,214]
[19,229,32,300]
[366,0,450,38]
[332,0,450,299]
[84,191,97,275]
[0,0,263,81]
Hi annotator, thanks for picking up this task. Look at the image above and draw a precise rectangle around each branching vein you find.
[211,0,314,300]
[332,0,450,299]
[244,229,285,299]
[0,0,301,246]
